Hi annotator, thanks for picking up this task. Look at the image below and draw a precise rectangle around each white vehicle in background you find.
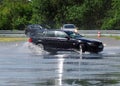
[61,24,78,32]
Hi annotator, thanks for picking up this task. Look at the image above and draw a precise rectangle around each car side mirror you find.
[65,36,70,40]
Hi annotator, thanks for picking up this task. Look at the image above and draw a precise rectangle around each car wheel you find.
[37,44,44,51]
[79,45,83,53]
[79,44,86,53]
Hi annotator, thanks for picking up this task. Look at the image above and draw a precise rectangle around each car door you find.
[55,31,77,49]
[42,31,58,49]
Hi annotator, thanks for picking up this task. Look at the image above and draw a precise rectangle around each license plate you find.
[98,45,103,48]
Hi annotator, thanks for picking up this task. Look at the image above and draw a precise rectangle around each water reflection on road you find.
[0,42,120,86]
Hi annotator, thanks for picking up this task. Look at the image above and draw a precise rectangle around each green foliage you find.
[0,0,120,30]
[65,4,86,22]
[0,0,32,30]
[101,0,120,30]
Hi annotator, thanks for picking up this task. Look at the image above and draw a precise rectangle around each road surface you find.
[0,37,120,86]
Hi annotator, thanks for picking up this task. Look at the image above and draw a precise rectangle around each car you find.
[64,31,104,53]
[28,30,84,53]
[25,24,46,37]
[61,24,78,32]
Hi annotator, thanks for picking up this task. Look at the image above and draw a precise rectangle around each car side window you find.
[55,31,68,38]
[45,31,55,37]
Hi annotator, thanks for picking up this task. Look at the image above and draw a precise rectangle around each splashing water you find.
[23,42,49,55]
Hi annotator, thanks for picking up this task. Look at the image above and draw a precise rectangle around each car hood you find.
[76,37,102,42]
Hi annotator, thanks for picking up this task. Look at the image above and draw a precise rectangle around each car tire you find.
[79,44,86,53]
[79,45,83,53]
[37,44,44,51]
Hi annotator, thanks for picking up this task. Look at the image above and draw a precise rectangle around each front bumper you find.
[86,43,104,53]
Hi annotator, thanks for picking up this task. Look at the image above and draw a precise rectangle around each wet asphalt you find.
[0,37,120,86]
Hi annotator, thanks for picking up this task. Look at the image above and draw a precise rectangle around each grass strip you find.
[0,37,27,42]
[109,36,120,40]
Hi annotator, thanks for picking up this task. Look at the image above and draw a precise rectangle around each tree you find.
[0,0,119,30]
[0,0,32,30]
[102,0,120,30]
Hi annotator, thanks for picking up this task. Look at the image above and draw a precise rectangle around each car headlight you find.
[74,29,78,32]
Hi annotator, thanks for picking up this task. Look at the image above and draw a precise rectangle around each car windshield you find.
[64,25,75,28]
[29,24,42,29]
[65,31,83,38]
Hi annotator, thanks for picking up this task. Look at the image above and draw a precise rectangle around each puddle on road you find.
[0,42,120,86]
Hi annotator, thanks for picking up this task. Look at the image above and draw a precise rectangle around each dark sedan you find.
[25,24,47,37]
[28,30,83,53]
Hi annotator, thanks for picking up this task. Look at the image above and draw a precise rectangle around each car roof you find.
[45,29,78,35]
[27,24,42,27]
[63,24,75,25]
[62,24,76,28]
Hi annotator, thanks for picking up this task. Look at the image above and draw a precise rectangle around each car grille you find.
[89,42,103,50]
[87,42,103,52]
